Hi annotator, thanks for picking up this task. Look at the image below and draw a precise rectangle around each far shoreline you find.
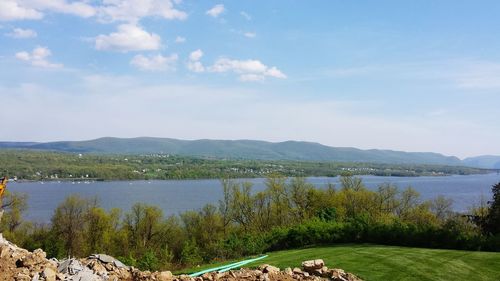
[9,171,496,184]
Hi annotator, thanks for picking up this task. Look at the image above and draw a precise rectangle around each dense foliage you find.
[0,137,471,166]
[1,175,499,272]
[0,150,486,181]
[484,182,500,235]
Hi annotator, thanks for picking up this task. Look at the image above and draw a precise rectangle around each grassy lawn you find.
[180,244,500,281]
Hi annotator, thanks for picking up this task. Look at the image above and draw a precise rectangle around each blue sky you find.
[0,0,499,158]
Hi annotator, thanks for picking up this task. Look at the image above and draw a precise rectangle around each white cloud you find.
[97,0,187,23]
[209,58,286,81]
[0,1,43,21]
[240,11,251,20]
[185,51,286,81]
[211,58,266,73]
[0,0,186,23]
[206,4,224,18]
[243,32,256,38]
[0,0,95,21]
[265,66,287,79]
[95,24,161,52]
[175,36,186,43]
[189,49,203,61]
[6,27,37,38]
[187,49,204,72]
[130,53,178,71]
[15,46,62,68]
[30,0,96,18]
[187,61,204,73]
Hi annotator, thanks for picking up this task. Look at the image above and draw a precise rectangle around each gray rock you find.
[57,259,71,273]
[113,259,127,269]
[58,259,85,275]
[292,267,302,274]
[70,260,85,275]
[302,259,325,272]
[69,270,103,281]
[96,254,115,264]
[158,271,173,281]
[42,267,56,281]
[263,265,280,274]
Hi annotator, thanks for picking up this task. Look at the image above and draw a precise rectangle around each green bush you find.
[138,250,160,271]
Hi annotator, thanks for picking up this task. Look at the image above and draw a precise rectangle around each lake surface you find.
[9,173,500,223]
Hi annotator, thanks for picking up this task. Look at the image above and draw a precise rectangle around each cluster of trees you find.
[0,150,486,181]
[1,175,499,272]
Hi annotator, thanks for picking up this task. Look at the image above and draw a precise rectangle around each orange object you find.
[0,177,7,198]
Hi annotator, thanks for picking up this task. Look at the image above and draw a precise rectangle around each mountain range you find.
[0,137,498,169]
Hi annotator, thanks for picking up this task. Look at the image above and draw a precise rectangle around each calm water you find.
[9,173,500,223]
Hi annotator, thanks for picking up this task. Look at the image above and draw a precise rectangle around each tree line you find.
[0,150,486,181]
[1,175,499,272]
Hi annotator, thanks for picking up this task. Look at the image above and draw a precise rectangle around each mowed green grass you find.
[183,245,500,281]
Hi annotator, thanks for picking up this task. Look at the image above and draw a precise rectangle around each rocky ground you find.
[0,234,362,281]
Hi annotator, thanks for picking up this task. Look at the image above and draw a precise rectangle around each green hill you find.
[0,137,465,166]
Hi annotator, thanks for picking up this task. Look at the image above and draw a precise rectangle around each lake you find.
[8,173,500,223]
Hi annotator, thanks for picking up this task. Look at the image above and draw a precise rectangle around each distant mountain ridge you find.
[463,155,500,169]
[0,137,497,168]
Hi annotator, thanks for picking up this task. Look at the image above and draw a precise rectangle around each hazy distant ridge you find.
[463,155,500,169]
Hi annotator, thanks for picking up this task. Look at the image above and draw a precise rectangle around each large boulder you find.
[301,259,325,272]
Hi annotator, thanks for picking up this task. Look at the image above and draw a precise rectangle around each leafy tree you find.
[266,175,290,226]
[180,239,203,265]
[316,207,337,221]
[138,250,160,271]
[0,191,28,234]
[485,182,500,234]
[396,187,420,220]
[376,183,399,214]
[51,195,89,257]
[85,207,120,254]
[219,179,235,236]
[229,182,254,231]
[287,177,314,220]
[340,174,365,191]
[430,195,454,222]
[124,203,163,252]
[253,191,272,232]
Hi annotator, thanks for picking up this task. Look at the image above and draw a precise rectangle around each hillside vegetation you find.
[0,150,485,181]
[0,137,466,166]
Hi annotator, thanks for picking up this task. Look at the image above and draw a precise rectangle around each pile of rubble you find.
[0,234,362,281]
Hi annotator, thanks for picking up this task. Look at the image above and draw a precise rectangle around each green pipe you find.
[188,261,245,277]
[218,255,268,273]
[189,255,268,277]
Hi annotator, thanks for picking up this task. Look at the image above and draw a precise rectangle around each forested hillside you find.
[0,137,465,166]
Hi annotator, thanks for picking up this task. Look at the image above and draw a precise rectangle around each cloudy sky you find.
[0,0,499,158]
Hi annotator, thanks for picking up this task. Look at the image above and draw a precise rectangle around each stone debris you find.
[0,234,58,281]
[0,235,362,281]
[302,259,325,272]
